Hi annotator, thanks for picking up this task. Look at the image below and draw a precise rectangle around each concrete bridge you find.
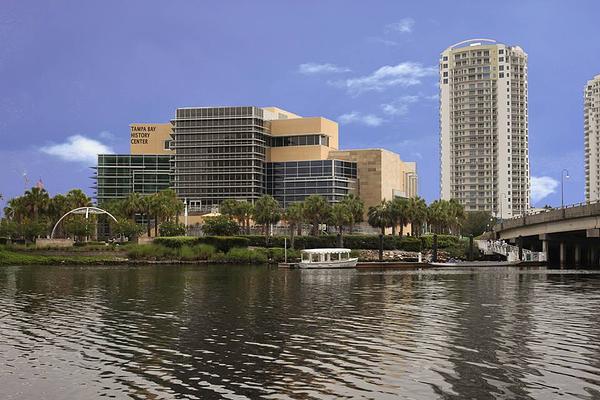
[494,201,600,268]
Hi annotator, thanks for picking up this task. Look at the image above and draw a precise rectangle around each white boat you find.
[280,248,358,269]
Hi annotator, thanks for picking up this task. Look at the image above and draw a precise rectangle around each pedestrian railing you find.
[477,240,546,262]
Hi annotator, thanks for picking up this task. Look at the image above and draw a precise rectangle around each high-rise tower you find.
[585,74,600,202]
[440,39,530,218]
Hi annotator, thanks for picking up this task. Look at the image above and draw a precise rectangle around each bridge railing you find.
[477,240,546,262]
[495,200,600,231]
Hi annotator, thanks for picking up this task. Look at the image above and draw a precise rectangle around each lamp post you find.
[561,169,570,208]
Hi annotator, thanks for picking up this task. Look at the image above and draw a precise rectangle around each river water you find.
[2,265,600,399]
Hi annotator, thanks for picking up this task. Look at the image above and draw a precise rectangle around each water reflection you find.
[2,265,600,399]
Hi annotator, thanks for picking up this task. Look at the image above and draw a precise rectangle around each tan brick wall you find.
[270,117,339,150]
[130,123,173,155]
[267,145,331,162]
[328,148,418,234]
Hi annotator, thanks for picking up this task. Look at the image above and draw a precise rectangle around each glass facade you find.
[265,160,357,208]
[171,107,269,211]
[93,154,171,204]
[267,135,329,147]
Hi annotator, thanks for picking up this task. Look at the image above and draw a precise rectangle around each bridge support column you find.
[560,241,566,269]
[574,244,581,268]
[542,240,549,262]
[591,247,598,268]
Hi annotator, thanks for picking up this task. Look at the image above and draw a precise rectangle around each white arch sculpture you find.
[51,206,118,239]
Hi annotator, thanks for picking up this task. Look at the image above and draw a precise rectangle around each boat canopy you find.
[301,248,352,254]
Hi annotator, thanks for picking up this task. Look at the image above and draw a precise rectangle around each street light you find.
[561,169,570,208]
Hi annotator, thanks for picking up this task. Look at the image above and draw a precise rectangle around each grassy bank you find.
[0,243,301,266]
[127,243,300,264]
[0,246,124,266]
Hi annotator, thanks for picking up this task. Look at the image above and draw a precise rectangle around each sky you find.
[1,0,599,214]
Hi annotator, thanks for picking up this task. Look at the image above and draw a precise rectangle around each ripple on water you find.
[2,265,600,399]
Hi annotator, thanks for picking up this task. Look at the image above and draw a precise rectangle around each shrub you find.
[159,222,186,237]
[126,244,177,260]
[202,215,240,236]
[259,247,301,262]
[177,244,216,261]
[113,219,145,240]
[154,236,199,248]
[293,235,337,249]
[199,236,249,252]
[221,247,268,264]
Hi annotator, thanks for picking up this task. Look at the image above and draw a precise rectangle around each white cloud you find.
[298,62,350,75]
[381,94,438,117]
[381,95,420,116]
[98,130,115,140]
[531,176,559,203]
[385,18,415,33]
[338,112,384,127]
[367,37,398,46]
[332,62,437,95]
[40,135,113,164]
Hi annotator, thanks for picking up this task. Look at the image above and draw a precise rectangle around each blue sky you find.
[1,0,599,212]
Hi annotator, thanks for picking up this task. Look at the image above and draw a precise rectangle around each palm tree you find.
[448,199,465,235]
[220,199,241,222]
[389,197,410,236]
[340,194,364,233]
[238,201,254,234]
[220,199,253,234]
[22,187,50,221]
[48,194,70,237]
[284,202,304,249]
[427,200,447,234]
[331,202,352,247]
[367,201,390,235]
[302,195,332,235]
[253,195,281,243]
[65,189,92,209]
[160,189,184,224]
[124,192,145,221]
[407,196,427,236]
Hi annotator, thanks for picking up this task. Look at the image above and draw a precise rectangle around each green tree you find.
[253,195,281,242]
[389,197,410,236]
[159,221,186,237]
[64,216,95,242]
[65,189,92,209]
[237,201,254,234]
[340,194,364,233]
[124,192,146,221]
[283,202,304,249]
[21,219,48,243]
[113,218,144,240]
[302,195,332,235]
[448,199,466,235]
[331,203,352,234]
[427,200,448,234]
[22,187,50,221]
[202,215,240,236]
[367,201,390,235]
[462,211,495,237]
[407,196,427,236]
[331,202,352,247]
[220,199,254,234]
[150,189,184,236]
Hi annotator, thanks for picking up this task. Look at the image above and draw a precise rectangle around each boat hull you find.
[298,258,358,269]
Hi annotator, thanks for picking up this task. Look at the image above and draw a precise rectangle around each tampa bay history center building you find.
[93,106,418,227]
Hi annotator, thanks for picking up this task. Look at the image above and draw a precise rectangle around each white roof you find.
[301,248,352,254]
